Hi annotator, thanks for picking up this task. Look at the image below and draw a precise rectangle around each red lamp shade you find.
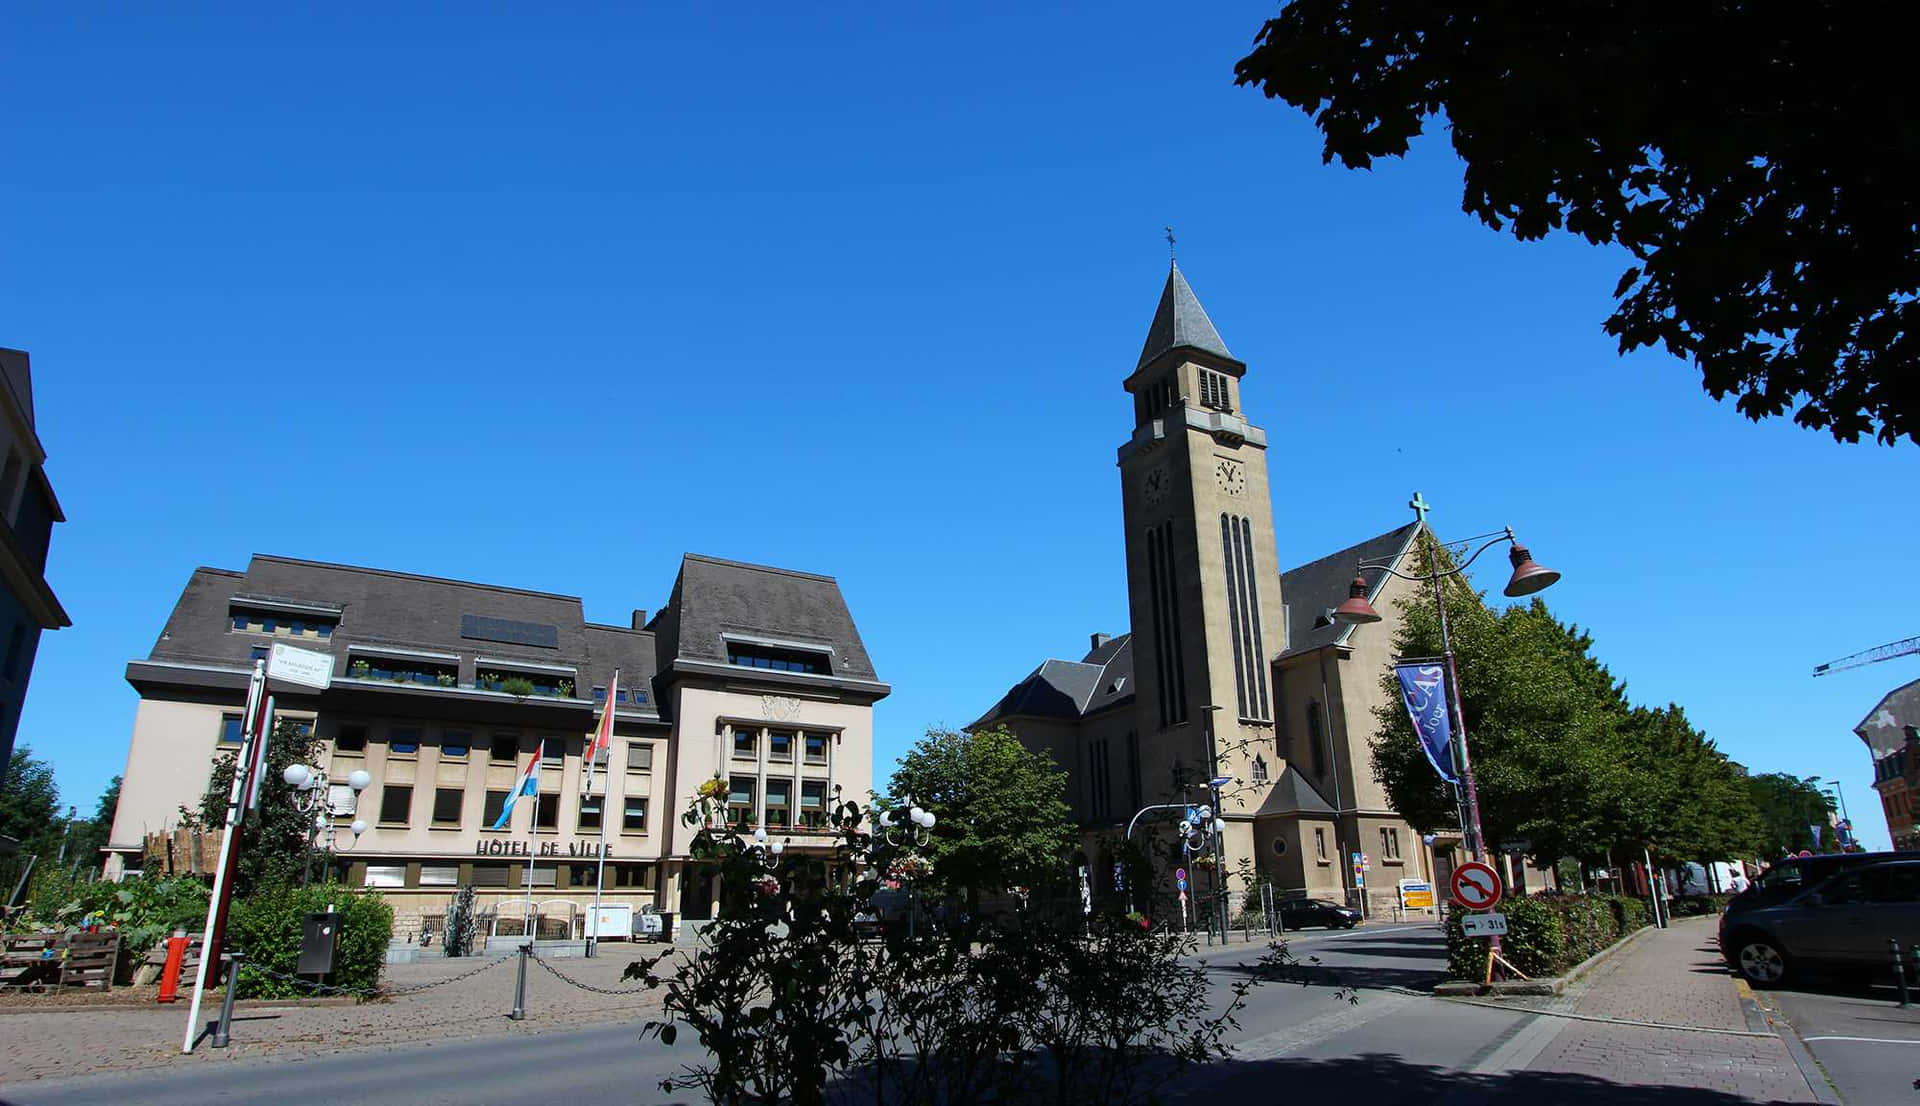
[1502,543,1561,597]
[1332,575,1382,624]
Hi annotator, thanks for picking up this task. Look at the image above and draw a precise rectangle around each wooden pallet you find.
[62,932,121,991]
[0,931,124,992]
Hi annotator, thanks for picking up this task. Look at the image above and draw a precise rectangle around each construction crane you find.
[1812,636,1920,677]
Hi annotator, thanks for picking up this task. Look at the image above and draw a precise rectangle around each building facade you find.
[0,348,69,793]
[108,553,886,936]
[975,264,1444,917]
[1858,679,1920,851]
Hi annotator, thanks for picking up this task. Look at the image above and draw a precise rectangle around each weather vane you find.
[1165,225,1177,262]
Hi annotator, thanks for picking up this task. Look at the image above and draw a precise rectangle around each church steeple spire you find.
[1135,262,1235,372]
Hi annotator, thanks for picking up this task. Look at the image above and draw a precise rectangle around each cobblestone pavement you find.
[0,947,671,1084]
[1520,917,1822,1103]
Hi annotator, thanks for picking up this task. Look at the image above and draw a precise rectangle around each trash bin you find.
[297,911,339,976]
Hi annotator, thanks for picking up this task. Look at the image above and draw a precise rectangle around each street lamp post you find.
[281,763,372,886]
[878,798,935,938]
[1332,493,1562,975]
[1203,706,1231,943]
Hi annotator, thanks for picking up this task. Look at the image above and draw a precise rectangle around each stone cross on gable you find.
[1408,491,1431,525]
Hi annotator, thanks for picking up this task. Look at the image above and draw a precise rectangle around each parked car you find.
[1719,860,1920,987]
[1278,898,1360,931]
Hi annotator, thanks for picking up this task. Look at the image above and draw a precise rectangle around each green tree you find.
[883,727,1076,905]
[0,747,61,850]
[62,776,121,874]
[194,719,326,895]
[1235,2,1920,446]
[1744,773,1837,856]
[1612,705,1765,865]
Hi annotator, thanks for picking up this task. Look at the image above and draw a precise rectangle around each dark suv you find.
[1719,860,1920,986]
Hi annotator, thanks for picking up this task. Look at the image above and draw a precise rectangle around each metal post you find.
[1204,708,1230,946]
[1894,940,1909,1008]
[510,942,530,1020]
[212,951,243,1047]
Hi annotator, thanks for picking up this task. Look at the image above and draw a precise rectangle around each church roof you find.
[1279,522,1423,660]
[1855,677,1920,758]
[1249,764,1336,817]
[971,632,1135,730]
[1135,263,1235,372]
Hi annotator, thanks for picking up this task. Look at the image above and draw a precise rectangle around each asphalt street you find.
[1759,978,1920,1105]
[0,922,1542,1106]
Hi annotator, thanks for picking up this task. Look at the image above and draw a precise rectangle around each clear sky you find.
[5,4,1914,848]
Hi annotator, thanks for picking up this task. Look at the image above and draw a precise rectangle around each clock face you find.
[1142,465,1170,506]
[1215,457,1246,496]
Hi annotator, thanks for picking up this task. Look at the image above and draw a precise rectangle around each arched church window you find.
[1251,755,1269,784]
[1307,701,1327,777]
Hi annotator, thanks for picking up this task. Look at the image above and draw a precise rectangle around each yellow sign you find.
[1398,879,1435,909]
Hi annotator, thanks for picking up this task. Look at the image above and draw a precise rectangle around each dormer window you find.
[230,604,337,640]
[725,639,832,675]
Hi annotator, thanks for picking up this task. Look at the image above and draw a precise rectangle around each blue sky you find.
[5,4,1914,848]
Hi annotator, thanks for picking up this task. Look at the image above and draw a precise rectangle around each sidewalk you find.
[1491,916,1827,1103]
[0,947,666,1085]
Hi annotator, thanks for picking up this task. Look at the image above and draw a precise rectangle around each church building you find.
[974,263,1452,918]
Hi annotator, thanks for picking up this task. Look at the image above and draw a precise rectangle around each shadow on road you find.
[1184,1051,1813,1103]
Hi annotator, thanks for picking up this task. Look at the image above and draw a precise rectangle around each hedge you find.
[1669,893,1734,918]
[1447,894,1650,980]
[226,882,393,999]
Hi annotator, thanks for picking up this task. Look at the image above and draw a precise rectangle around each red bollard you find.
[157,929,189,1004]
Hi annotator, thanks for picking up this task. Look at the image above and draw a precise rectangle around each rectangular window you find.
[529,865,557,888]
[232,607,340,640]
[724,641,832,674]
[769,730,794,761]
[804,733,828,763]
[801,780,828,827]
[378,785,413,826]
[727,777,756,824]
[432,788,464,826]
[592,686,608,703]
[733,728,757,758]
[334,723,368,753]
[218,713,244,745]
[363,865,407,888]
[614,863,653,888]
[420,865,459,887]
[1314,827,1328,862]
[491,734,519,763]
[1381,828,1401,860]
[390,727,421,756]
[534,794,559,831]
[541,742,565,767]
[248,645,270,664]
[578,797,602,832]
[568,864,598,887]
[483,790,509,829]
[442,732,471,759]
[766,779,791,827]
[289,718,313,739]
[471,864,511,888]
[623,797,648,833]
[626,743,653,771]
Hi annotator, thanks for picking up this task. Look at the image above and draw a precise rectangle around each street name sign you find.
[1450,862,1503,910]
[1398,879,1434,909]
[270,643,334,690]
[1461,912,1508,937]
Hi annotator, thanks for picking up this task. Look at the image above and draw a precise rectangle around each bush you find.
[1446,893,1655,981]
[1669,893,1733,918]
[12,870,210,979]
[226,882,393,998]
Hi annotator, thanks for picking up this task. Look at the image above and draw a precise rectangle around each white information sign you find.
[1461,912,1508,938]
[270,642,334,690]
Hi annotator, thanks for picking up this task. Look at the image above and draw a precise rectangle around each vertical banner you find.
[1394,662,1459,784]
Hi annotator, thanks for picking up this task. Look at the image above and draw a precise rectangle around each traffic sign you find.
[1451,862,1503,910]
[1461,912,1508,937]
[1398,879,1434,910]
[1175,867,1187,882]
[1797,850,1813,859]
[1176,876,1187,891]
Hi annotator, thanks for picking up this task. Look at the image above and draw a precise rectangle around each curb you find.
[1435,921,1662,998]
[1736,979,1844,1106]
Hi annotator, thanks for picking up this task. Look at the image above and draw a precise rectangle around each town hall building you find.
[975,263,1464,918]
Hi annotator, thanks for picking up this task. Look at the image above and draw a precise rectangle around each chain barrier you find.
[236,953,509,1000]
[527,948,655,996]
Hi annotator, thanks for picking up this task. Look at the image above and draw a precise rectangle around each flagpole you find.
[588,669,618,957]
[524,750,541,942]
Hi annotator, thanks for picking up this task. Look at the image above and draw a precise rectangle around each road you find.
[0,922,1554,1106]
[1755,975,1920,1105]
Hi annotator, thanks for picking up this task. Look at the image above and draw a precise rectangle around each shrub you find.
[14,870,210,979]
[1445,893,1656,981]
[1669,893,1733,918]
[226,882,393,998]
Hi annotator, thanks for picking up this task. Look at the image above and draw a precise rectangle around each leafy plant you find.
[626,780,1299,1104]
[348,659,371,678]
[227,881,393,999]
[435,673,458,688]
[502,677,536,698]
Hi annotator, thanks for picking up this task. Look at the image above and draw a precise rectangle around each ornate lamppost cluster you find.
[280,762,371,886]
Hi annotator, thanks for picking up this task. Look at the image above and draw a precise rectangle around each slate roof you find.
[1135,263,1235,372]
[655,554,881,682]
[1279,522,1422,660]
[972,633,1134,730]
[1250,764,1336,817]
[135,555,658,699]
[1856,677,1920,758]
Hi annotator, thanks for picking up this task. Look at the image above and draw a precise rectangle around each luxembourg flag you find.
[491,740,544,830]
[582,669,619,795]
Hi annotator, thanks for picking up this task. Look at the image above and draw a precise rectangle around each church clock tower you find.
[1116,262,1288,819]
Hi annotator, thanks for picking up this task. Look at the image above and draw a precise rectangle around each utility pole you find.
[1204,706,1229,942]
